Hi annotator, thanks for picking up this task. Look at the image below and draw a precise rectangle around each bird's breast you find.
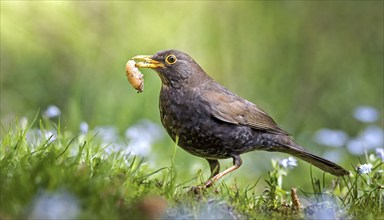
[158,86,256,159]
[159,87,208,139]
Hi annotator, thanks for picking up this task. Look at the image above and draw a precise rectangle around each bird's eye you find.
[165,54,177,64]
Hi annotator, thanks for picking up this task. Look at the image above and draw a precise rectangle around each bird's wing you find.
[201,85,289,135]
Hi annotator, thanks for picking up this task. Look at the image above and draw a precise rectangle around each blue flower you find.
[94,126,119,143]
[347,139,365,155]
[44,105,61,118]
[29,189,79,219]
[360,126,384,148]
[279,157,298,169]
[353,106,379,123]
[347,126,384,155]
[375,148,384,161]
[314,129,348,148]
[358,163,373,174]
[26,129,57,147]
[79,121,89,134]
[125,120,163,156]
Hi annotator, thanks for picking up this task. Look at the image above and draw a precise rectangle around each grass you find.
[1,119,383,219]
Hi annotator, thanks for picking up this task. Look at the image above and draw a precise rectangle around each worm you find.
[126,60,144,93]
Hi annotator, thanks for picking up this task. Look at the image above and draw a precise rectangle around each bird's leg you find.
[206,159,220,177]
[205,155,242,188]
[192,159,221,194]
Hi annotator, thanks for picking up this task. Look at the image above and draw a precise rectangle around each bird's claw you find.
[191,185,206,195]
[205,179,214,188]
[189,179,215,195]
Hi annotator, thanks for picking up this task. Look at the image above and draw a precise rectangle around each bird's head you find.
[133,49,207,87]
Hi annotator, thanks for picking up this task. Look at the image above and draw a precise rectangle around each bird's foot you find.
[190,185,206,195]
[189,179,215,195]
[205,179,214,188]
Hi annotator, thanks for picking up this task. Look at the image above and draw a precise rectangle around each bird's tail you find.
[275,139,349,176]
[287,146,349,176]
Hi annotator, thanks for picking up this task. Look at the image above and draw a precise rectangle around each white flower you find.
[279,157,298,169]
[44,105,61,118]
[353,106,379,123]
[358,163,373,174]
[375,148,384,161]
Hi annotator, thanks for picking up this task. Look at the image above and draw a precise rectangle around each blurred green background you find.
[1,1,383,188]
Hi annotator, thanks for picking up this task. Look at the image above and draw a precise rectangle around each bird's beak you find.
[132,55,164,69]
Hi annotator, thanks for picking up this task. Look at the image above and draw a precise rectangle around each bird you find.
[132,49,349,188]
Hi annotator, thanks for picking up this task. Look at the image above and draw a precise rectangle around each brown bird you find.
[132,49,349,188]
